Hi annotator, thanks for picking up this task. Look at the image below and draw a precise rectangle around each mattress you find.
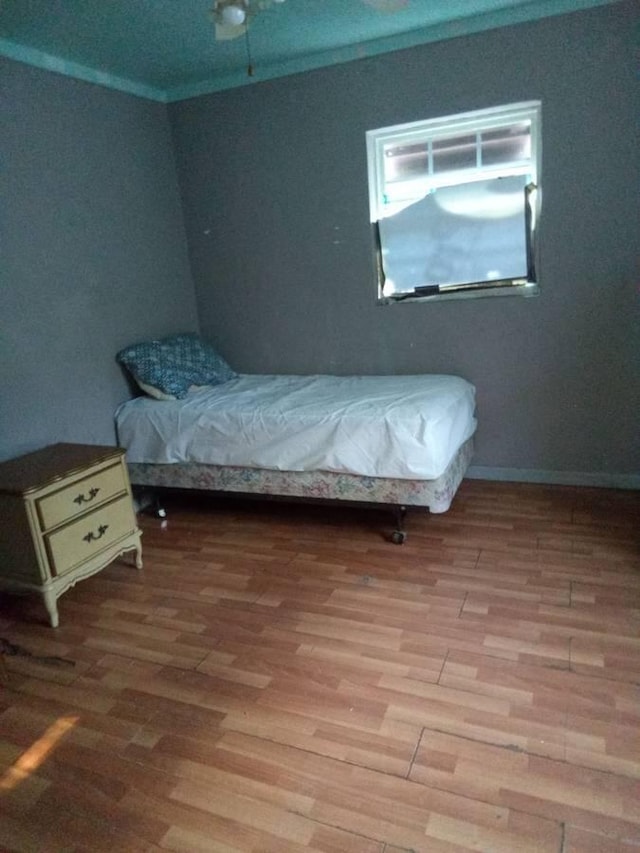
[116,373,476,481]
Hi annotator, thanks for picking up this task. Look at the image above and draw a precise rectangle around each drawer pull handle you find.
[83,524,109,544]
[74,487,100,506]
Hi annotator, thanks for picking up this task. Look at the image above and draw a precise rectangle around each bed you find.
[115,334,477,543]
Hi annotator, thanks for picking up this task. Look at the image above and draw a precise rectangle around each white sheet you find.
[116,374,476,480]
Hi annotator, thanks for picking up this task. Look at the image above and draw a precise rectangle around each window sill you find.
[377,281,540,306]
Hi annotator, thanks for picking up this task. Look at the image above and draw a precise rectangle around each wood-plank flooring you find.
[0,480,639,852]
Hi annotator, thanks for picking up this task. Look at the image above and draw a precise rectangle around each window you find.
[366,101,541,303]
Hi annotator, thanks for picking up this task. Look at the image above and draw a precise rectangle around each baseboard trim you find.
[465,466,640,490]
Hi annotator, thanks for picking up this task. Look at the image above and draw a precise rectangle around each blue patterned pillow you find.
[117,333,236,399]
[166,334,236,386]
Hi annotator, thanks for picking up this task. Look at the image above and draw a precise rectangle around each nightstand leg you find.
[42,588,59,628]
[135,545,143,570]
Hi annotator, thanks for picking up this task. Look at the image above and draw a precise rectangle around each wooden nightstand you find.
[0,443,142,627]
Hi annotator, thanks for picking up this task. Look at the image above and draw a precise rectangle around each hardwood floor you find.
[0,480,639,852]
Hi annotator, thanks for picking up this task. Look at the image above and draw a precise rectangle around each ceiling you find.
[0,0,617,102]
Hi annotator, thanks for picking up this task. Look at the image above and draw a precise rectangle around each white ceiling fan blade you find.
[215,21,247,40]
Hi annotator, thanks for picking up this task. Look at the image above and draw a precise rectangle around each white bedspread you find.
[116,374,476,480]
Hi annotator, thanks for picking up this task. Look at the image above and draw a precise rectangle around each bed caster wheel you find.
[391,530,406,545]
[153,497,166,519]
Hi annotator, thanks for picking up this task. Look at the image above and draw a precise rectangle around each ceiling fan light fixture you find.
[212,0,287,36]
[220,3,246,26]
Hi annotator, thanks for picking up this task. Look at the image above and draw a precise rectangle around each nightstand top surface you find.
[0,443,125,495]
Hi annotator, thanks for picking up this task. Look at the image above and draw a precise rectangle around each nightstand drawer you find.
[37,463,126,530]
[46,495,136,577]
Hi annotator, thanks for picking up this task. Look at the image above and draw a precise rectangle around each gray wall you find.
[169,1,639,479]
[1,59,199,461]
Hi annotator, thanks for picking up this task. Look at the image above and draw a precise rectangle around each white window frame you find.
[366,101,542,304]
